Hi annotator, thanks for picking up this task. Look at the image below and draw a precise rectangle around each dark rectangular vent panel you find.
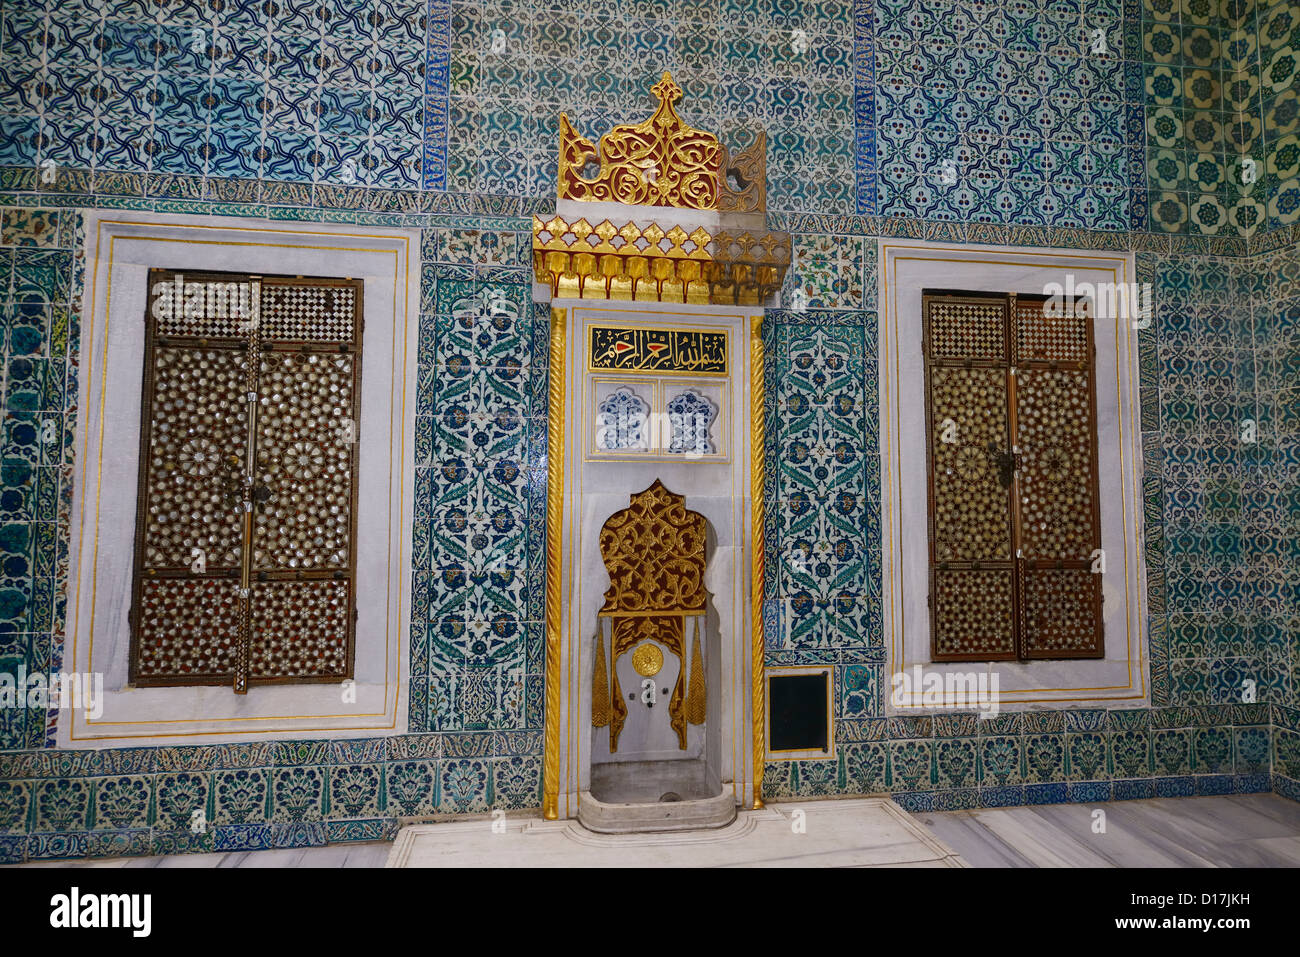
[769,673,829,753]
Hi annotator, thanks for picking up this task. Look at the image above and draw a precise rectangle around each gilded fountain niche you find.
[534,73,790,831]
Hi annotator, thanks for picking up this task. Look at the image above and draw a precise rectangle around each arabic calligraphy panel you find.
[588,324,728,376]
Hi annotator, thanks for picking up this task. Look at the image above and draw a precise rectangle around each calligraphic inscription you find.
[588,325,728,376]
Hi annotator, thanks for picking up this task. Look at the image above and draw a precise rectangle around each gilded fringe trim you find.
[610,662,627,751]
[591,630,610,728]
[685,619,706,725]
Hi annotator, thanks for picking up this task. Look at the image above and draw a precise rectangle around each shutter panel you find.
[1012,296,1103,659]
[130,271,362,691]
[924,295,1019,661]
[130,277,251,685]
[923,291,1104,662]
[248,280,361,683]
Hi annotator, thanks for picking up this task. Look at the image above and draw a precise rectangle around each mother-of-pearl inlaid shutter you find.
[129,270,363,692]
[923,292,1103,662]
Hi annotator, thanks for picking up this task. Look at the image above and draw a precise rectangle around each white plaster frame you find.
[878,240,1149,711]
[61,211,419,746]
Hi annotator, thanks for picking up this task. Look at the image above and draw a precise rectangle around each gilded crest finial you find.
[650,72,683,108]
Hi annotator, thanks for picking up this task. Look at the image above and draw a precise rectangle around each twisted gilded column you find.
[750,313,766,809]
[543,307,566,820]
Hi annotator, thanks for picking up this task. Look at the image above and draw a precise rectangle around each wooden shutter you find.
[1010,294,1104,659]
[923,291,1103,662]
[129,270,363,692]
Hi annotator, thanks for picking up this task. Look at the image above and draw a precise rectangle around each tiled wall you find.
[0,0,1294,238]
[1245,238,1299,708]
[1144,0,1239,234]
[0,733,547,860]
[766,706,1273,807]
[1142,249,1286,705]
[0,208,73,752]
[872,0,1131,229]
[0,0,1297,860]
[441,0,856,212]
[411,231,547,735]
[766,235,880,684]
[1238,0,1300,234]
[0,0,428,189]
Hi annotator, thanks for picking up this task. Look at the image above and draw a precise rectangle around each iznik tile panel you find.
[1253,0,1299,231]
[1144,0,1249,235]
[414,260,546,736]
[0,0,427,189]
[0,208,73,753]
[868,0,1133,229]
[441,0,857,212]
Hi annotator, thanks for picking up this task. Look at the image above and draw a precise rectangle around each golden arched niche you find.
[591,480,709,753]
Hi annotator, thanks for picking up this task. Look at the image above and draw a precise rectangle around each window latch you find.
[985,441,1016,490]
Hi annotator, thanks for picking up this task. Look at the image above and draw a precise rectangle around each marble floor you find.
[388,798,967,867]
[918,793,1300,867]
[6,842,392,868]
[5,794,1298,867]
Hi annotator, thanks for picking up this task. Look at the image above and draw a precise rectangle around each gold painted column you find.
[543,307,566,820]
[750,313,765,809]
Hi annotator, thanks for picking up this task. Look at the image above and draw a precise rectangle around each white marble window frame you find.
[60,211,419,747]
[878,240,1149,712]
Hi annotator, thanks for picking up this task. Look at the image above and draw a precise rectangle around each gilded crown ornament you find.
[537,71,790,305]
[560,72,720,209]
[558,71,767,214]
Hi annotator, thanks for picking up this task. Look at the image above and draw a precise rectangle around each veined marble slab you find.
[5,844,393,868]
[919,794,1300,868]
[387,799,968,868]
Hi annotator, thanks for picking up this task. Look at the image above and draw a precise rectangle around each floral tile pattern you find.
[1143,243,1299,710]
[869,0,1132,229]
[1,0,427,190]
[1254,0,1299,231]
[767,705,1273,803]
[1143,0,1298,236]
[0,207,73,753]
[441,0,855,212]
[411,233,543,737]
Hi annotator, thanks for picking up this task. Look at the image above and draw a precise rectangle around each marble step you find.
[387,798,968,867]
[577,787,737,833]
